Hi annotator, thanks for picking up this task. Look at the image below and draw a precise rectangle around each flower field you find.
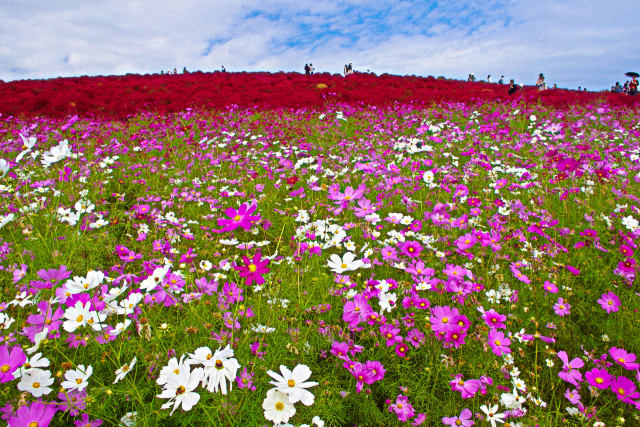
[0,75,640,426]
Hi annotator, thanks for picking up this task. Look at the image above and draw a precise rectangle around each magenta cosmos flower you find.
[488,330,511,356]
[585,367,613,389]
[557,351,583,386]
[611,375,640,403]
[482,309,506,330]
[389,394,415,422]
[442,408,474,426]
[609,347,640,370]
[234,252,270,287]
[0,345,26,383]
[597,291,620,313]
[399,241,423,258]
[553,297,571,316]
[215,201,260,232]
[7,400,58,426]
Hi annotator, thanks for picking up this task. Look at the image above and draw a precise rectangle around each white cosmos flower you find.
[267,364,318,406]
[500,387,526,410]
[13,352,51,379]
[114,357,137,384]
[0,159,9,177]
[262,389,296,425]
[157,355,189,387]
[41,139,72,167]
[480,404,505,427]
[251,324,276,333]
[61,364,93,392]
[327,252,364,274]
[186,345,240,395]
[117,293,144,316]
[139,265,170,292]
[17,368,54,397]
[65,270,105,294]
[0,212,14,229]
[157,366,204,415]
[62,300,92,332]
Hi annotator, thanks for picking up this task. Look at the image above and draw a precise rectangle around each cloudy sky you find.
[1,0,638,90]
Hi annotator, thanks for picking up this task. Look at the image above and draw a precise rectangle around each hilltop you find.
[0,71,637,118]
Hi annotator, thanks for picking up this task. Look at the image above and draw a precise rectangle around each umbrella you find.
[625,71,639,78]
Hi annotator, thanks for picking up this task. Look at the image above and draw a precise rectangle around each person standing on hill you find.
[498,75,504,84]
[630,76,639,95]
[304,64,310,75]
[508,79,518,95]
[536,73,547,91]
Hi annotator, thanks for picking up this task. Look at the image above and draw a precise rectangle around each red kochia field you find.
[1,71,638,118]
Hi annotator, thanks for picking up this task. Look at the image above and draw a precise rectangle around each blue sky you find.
[1,0,638,90]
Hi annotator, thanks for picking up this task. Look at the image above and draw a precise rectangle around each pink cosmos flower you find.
[442,408,474,426]
[23,301,64,343]
[215,201,260,232]
[7,401,57,426]
[449,375,480,399]
[394,342,408,358]
[553,297,571,316]
[455,233,477,250]
[380,323,403,347]
[380,246,398,262]
[564,388,581,405]
[389,394,415,422]
[609,347,640,370]
[482,309,506,330]
[0,345,26,383]
[342,294,372,328]
[350,362,376,393]
[399,241,422,258]
[611,375,640,403]
[443,264,468,281]
[235,252,270,287]
[74,413,103,427]
[565,265,580,275]
[597,291,620,313]
[543,280,558,295]
[488,330,511,356]
[585,367,612,389]
[557,350,584,386]
[619,244,634,257]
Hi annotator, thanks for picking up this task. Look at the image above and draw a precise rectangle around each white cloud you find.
[0,0,638,90]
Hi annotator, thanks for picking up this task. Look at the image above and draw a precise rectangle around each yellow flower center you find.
[76,378,83,384]
[176,385,186,395]
[29,423,39,427]
[33,382,40,388]
[618,388,625,395]
[76,315,84,322]
[341,263,347,269]
[275,401,285,411]
[595,377,604,384]
[248,264,257,272]
[215,360,223,369]
[233,215,241,221]
[287,379,296,387]
[0,364,10,373]
[494,340,502,346]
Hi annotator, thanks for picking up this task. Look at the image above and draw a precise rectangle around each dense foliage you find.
[1,71,638,119]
